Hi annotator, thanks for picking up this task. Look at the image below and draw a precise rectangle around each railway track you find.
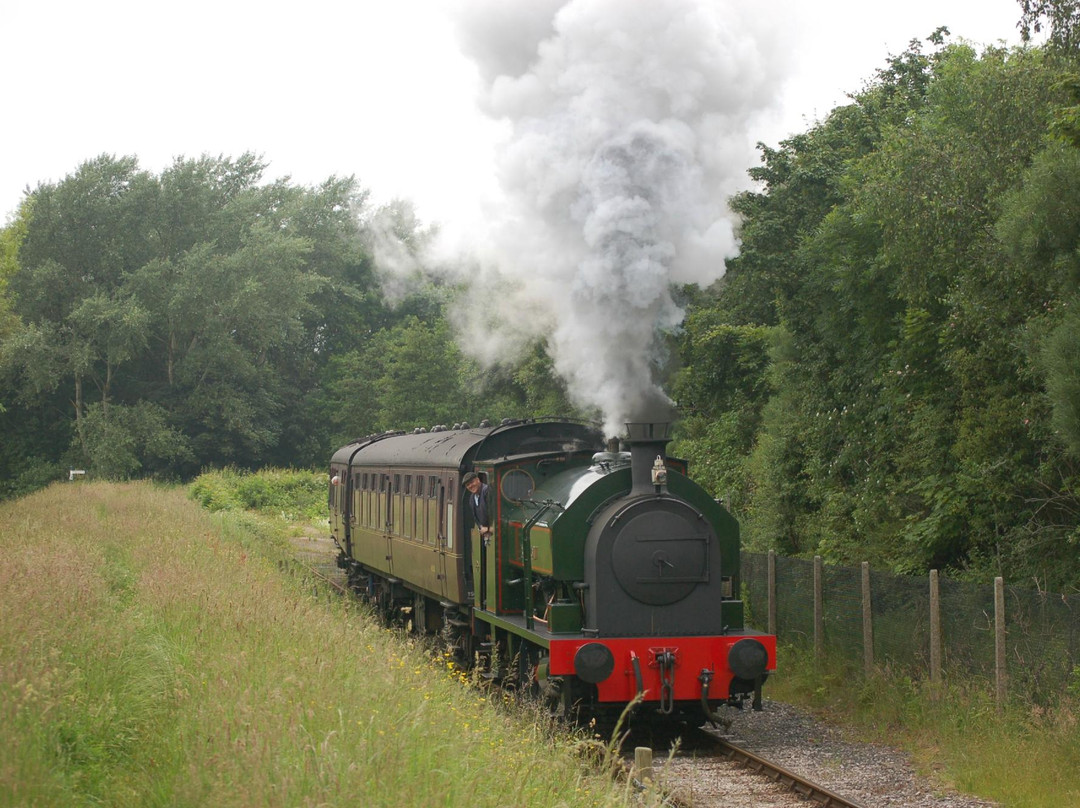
[291,556,351,598]
[622,720,868,807]
[710,734,867,807]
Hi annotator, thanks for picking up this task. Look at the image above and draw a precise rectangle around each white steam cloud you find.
[381,0,794,436]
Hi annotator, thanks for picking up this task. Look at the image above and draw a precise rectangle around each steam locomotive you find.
[328,418,774,723]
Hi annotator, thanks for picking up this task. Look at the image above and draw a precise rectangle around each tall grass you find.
[0,482,663,807]
[768,645,1080,807]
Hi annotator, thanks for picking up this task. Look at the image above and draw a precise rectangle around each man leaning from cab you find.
[463,471,492,539]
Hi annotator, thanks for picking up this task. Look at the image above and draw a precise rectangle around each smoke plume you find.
[407,0,793,436]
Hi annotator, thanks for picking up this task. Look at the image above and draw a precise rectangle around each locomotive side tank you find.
[329,418,775,722]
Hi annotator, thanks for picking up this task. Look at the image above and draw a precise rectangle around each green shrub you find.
[1,457,65,500]
[189,467,327,521]
[188,468,243,512]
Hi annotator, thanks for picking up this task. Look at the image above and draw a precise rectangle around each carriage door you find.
[426,476,444,597]
[437,478,455,599]
[344,472,354,559]
[393,474,404,540]
[382,473,394,574]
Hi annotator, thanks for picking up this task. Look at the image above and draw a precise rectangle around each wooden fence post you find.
[929,569,941,694]
[862,561,874,677]
[768,550,777,637]
[995,576,1007,714]
[635,747,654,783]
[814,555,824,661]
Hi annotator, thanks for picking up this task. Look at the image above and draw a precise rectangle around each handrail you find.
[520,499,563,630]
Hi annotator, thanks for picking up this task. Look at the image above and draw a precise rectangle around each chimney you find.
[625,422,672,494]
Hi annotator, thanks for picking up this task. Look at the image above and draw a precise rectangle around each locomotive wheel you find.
[513,645,544,700]
[440,606,474,666]
[372,581,397,624]
[346,566,369,600]
[553,676,586,724]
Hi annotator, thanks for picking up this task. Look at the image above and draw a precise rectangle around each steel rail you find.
[713,736,868,808]
[293,558,351,598]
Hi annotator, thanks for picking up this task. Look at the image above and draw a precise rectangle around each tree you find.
[79,401,193,479]
[1019,0,1080,53]
[675,36,950,556]
[318,313,477,447]
[5,157,158,462]
[995,140,1080,572]
[0,200,29,346]
[1,154,383,482]
[674,36,1080,585]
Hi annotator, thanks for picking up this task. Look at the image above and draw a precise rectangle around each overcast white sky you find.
[2,0,1031,230]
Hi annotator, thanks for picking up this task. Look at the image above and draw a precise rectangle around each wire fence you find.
[741,551,1080,705]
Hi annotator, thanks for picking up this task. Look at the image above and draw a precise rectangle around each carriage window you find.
[361,473,368,490]
[379,474,386,492]
[428,476,438,498]
[393,474,401,491]
[404,475,412,495]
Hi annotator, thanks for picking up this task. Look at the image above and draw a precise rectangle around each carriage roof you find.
[330,420,603,471]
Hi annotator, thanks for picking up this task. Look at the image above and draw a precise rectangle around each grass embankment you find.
[768,646,1080,807]
[0,481,657,807]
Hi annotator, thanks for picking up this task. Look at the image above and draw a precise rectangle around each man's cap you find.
[462,472,479,485]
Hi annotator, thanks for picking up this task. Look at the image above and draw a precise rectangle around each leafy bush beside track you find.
[189,467,328,521]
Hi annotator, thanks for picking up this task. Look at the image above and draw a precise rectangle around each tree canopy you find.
[0,154,573,496]
[672,33,1080,587]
